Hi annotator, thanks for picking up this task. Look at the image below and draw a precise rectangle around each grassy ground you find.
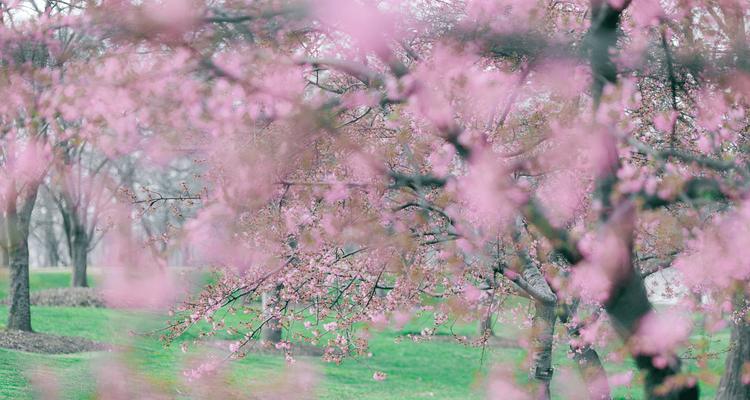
[0,269,94,299]
[0,270,729,399]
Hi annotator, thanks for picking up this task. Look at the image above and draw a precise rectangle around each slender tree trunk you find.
[716,296,750,400]
[57,192,90,287]
[70,225,88,287]
[46,245,59,268]
[43,220,59,267]
[522,264,557,400]
[479,312,494,337]
[530,300,556,400]
[261,285,282,343]
[0,245,8,268]
[479,278,495,337]
[561,302,611,400]
[6,189,38,332]
[0,212,8,268]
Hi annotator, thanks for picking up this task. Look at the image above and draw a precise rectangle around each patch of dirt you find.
[205,339,326,357]
[0,329,107,354]
[398,331,520,348]
[2,287,105,308]
[487,336,521,348]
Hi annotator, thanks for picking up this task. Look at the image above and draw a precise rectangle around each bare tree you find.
[50,145,110,287]
[29,188,65,267]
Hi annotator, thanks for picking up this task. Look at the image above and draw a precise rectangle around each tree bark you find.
[60,197,90,287]
[46,243,59,268]
[0,212,8,268]
[43,219,59,267]
[530,300,556,400]
[70,224,88,287]
[261,286,282,343]
[522,265,557,400]
[716,296,750,400]
[6,188,38,332]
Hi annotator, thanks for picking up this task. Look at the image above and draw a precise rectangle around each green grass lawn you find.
[0,270,729,399]
[0,269,94,299]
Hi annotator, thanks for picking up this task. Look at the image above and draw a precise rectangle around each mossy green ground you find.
[0,270,728,399]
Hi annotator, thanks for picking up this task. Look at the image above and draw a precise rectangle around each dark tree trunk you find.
[609,268,699,400]
[43,220,59,267]
[46,245,59,268]
[70,225,88,287]
[60,196,90,288]
[603,204,698,400]
[716,297,750,400]
[0,212,8,268]
[6,189,38,332]
[585,4,696,393]
[0,245,7,268]
[261,286,282,343]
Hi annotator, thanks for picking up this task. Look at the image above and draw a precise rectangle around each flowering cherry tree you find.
[4,0,750,399]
